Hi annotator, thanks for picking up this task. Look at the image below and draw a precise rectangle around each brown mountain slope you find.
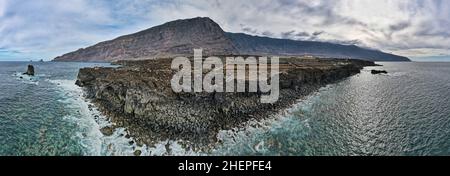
[54,17,238,62]
[53,17,410,62]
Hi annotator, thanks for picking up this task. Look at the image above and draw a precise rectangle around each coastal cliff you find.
[75,57,376,151]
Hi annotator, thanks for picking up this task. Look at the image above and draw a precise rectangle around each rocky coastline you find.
[75,57,377,152]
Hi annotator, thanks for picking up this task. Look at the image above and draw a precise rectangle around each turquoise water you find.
[1,61,450,156]
[0,62,145,156]
[0,62,100,155]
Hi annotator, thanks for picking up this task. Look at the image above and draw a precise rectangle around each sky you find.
[0,0,449,61]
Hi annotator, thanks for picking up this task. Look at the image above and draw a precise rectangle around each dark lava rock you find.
[75,57,376,151]
[24,65,35,76]
[134,150,142,156]
[371,70,388,74]
[100,126,115,136]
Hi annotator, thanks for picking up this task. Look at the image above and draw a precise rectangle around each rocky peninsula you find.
[75,57,377,151]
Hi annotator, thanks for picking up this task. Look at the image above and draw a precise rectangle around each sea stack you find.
[371,70,388,74]
[24,65,35,76]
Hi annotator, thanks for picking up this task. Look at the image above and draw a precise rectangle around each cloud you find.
[241,25,258,34]
[0,0,157,60]
[389,21,411,32]
[0,0,5,17]
[296,32,310,37]
[281,30,296,39]
[262,31,275,37]
[0,0,450,60]
[312,31,324,36]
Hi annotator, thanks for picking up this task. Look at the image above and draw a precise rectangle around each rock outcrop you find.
[54,17,410,62]
[75,57,376,150]
[371,70,388,74]
[23,65,35,76]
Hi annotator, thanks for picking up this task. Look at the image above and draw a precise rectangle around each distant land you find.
[53,17,410,62]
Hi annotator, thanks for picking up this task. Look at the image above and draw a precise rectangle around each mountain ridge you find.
[225,32,410,61]
[53,17,410,62]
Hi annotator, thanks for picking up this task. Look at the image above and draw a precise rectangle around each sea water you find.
[213,62,450,156]
[1,61,450,156]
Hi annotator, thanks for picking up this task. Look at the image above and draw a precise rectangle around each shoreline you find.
[48,79,144,156]
[75,57,377,152]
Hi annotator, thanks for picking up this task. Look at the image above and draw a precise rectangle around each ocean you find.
[1,61,449,156]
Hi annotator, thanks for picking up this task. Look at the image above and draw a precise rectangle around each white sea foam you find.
[211,88,324,155]
[47,79,136,155]
[47,79,200,156]
[12,72,39,85]
[44,77,325,156]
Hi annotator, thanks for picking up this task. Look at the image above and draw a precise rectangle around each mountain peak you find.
[54,17,237,62]
[170,17,216,24]
[134,17,222,36]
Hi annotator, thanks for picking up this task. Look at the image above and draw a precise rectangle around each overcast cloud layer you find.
[0,0,449,60]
